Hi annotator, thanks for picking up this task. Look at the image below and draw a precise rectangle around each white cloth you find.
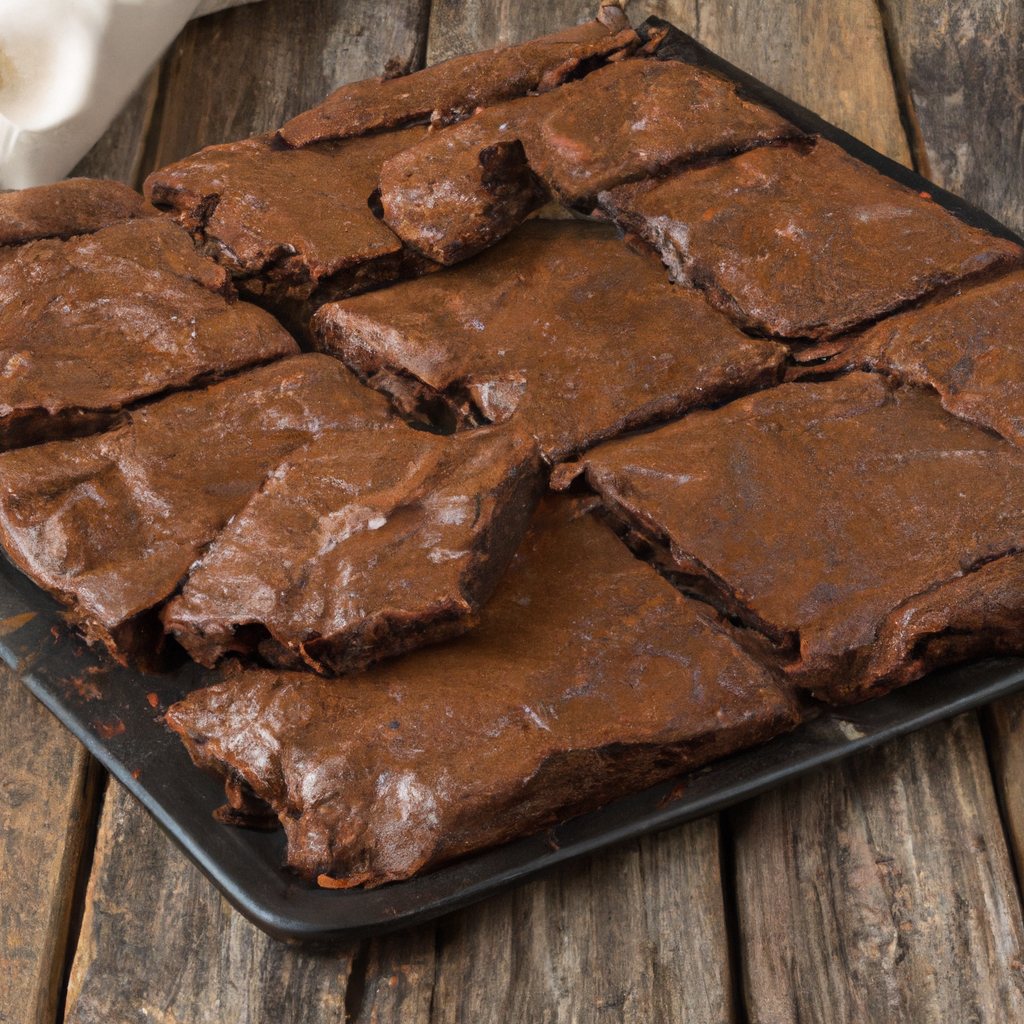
[0,0,261,188]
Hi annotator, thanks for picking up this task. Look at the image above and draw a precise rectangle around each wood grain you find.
[147,0,432,171]
[63,780,357,1024]
[983,694,1024,900]
[0,665,100,1024]
[351,926,437,1024]
[734,714,1024,1023]
[428,818,734,1024]
[884,0,1024,233]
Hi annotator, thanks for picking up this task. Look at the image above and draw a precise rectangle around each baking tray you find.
[6,17,1024,944]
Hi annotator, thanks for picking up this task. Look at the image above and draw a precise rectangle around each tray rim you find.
[6,17,1024,944]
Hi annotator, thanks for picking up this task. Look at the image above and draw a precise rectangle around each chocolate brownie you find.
[0,178,157,247]
[556,373,1024,703]
[314,220,787,462]
[0,218,298,450]
[144,128,427,330]
[0,355,394,667]
[378,58,800,264]
[166,495,802,886]
[163,423,543,674]
[814,270,1024,449]
[276,16,638,148]
[600,138,1023,339]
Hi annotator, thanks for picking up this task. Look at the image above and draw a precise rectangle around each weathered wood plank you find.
[352,926,437,1024]
[63,780,357,1024]
[428,818,734,1024]
[734,713,1024,1023]
[69,66,162,189]
[426,0,596,64]
[427,0,913,166]
[0,664,100,1024]
[983,694,1024,896]
[885,0,1024,233]
[147,0,432,172]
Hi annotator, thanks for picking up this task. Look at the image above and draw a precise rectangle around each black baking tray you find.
[6,18,1024,944]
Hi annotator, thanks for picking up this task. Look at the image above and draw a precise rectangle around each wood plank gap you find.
[52,764,108,1024]
[343,938,372,1024]
[872,0,933,179]
[979,701,1024,912]
[134,48,178,186]
[718,812,749,1024]
[415,0,434,70]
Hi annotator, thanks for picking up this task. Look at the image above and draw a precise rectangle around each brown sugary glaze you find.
[559,373,1024,703]
[314,220,788,462]
[0,355,394,667]
[163,423,543,674]
[0,218,298,450]
[601,138,1023,339]
[0,178,157,247]
[166,495,802,886]
[811,270,1024,448]
[276,18,638,148]
[379,58,799,264]
[143,128,427,328]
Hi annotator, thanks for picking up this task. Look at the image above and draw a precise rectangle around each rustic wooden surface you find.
[734,715,1024,1022]
[3,1,1023,1021]
[0,665,100,1024]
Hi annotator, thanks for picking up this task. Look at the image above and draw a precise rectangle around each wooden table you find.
[4,1,1024,1020]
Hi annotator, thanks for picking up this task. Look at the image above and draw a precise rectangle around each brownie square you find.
[166,495,801,886]
[314,220,787,462]
[559,373,1024,702]
[600,138,1022,339]
[163,422,543,675]
[0,355,393,667]
[0,217,298,449]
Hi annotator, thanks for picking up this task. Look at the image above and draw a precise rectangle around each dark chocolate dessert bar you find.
[378,57,800,264]
[0,355,394,667]
[166,495,802,886]
[277,12,637,148]
[556,373,1024,703]
[0,217,298,449]
[163,422,543,674]
[600,137,1022,339]
[314,219,787,461]
[144,128,428,331]
[0,177,157,247]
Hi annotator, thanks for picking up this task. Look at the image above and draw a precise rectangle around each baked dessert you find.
[807,270,1024,449]
[162,422,543,674]
[0,178,157,247]
[314,219,788,462]
[166,495,802,886]
[600,138,1023,339]
[555,373,1024,703]
[0,217,298,450]
[276,12,638,148]
[0,355,393,667]
[378,57,801,264]
[143,128,428,332]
